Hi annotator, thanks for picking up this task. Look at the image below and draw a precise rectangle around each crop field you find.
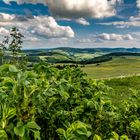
[82,56,140,79]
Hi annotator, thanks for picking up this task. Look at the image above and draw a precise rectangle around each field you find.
[105,76,140,105]
[82,56,140,79]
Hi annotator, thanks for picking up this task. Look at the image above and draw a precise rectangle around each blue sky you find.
[0,0,140,49]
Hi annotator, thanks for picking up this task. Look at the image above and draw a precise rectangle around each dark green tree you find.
[9,27,24,63]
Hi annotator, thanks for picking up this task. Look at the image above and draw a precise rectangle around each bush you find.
[0,63,139,139]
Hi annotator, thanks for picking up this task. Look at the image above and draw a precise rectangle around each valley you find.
[25,47,140,79]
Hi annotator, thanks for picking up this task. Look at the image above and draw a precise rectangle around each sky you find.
[0,0,140,49]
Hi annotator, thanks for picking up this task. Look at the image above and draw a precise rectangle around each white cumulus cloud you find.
[137,0,140,9]
[97,33,134,41]
[75,18,90,26]
[0,27,9,35]
[31,16,74,38]
[98,15,140,28]
[47,0,116,18]
[0,13,74,39]
[3,0,121,18]
[0,13,15,21]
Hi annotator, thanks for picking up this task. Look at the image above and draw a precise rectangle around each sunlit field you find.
[82,56,140,79]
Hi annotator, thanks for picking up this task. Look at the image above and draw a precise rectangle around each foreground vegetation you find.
[0,63,140,140]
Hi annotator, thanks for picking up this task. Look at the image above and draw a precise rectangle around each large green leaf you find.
[9,65,19,73]
[0,64,10,73]
[120,135,129,140]
[5,108,16,120]
[57,128,66,136]
[14,122,25,137]
[76,128,88,136]
[0,130,8,139]
[111,132,119,140]
[31,130,41,140]
[93,134,102,140]
[25,121,41,130]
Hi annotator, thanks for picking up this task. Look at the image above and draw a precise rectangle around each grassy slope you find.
[82,55,140,104]
[82,56,140,79]
[104,76,140,105]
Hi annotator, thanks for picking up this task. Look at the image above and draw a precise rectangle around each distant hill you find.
[24,47,140,64]
[52,47,140,53]
[80,52,140,64]
[23,47,140,54]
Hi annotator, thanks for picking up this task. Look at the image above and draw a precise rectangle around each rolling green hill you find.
[24,47,140,64]
[24,47,140,79]
[82,56,140,79]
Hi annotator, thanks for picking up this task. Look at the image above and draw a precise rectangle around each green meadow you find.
[104,76,140,105]
[82,56,140,79]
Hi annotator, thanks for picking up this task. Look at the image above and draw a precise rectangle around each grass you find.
[104,76,140,105]
[39,54,71,62]
[81,56,140,105]
[39,51,107,62]
[82,56,140,79]
[74,52,105,60]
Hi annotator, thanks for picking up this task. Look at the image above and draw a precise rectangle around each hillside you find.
[82,56,140,79]
[24,47,140,54]
[24,47,140,64]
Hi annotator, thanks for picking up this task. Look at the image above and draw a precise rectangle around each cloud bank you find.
[0,13,15,21]
[0,12,74,40]
[76,33,134,44]
[31,16,74,38]
[137,0,140,9]
[98,15,140,28]
[3,0,121,18]
[96,33,134,41]
[75,18,90,26]
[97,33,134,41]
[46,0,117,18]
[0,27,9,35]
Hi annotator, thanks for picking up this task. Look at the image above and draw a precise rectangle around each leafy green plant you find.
[93,134,102,140]
[57,121,91,140]
[14,121,41,140]
[0,63,139,139]
[0,103,16,139]
[9,27,24,62]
